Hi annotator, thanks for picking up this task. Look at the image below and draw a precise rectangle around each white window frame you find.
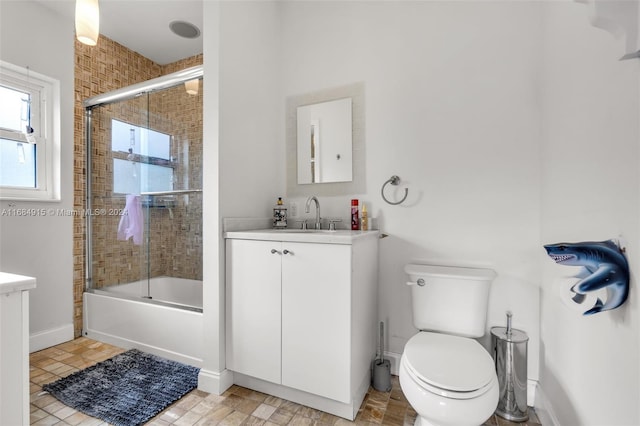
[111,119,175,195]
[0,60,60,201]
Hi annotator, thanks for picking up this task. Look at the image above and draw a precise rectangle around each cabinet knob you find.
[283,249,293,255]
[271,249,281,254]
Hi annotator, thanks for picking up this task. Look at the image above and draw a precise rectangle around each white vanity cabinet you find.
[225,229,378,420]
[281,241,352,403]
[0,272,36,426]
[225,239,282,384]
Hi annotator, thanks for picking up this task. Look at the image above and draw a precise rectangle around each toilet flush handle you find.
[406,279,426,286]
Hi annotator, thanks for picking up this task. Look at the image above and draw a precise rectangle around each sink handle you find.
[328,219,342,231]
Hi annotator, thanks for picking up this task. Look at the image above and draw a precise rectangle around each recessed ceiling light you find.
[169,20,201,39]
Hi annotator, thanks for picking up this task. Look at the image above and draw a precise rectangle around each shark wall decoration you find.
[543,240,629,316]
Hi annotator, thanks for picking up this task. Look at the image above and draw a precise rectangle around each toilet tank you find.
[405,264,496,338]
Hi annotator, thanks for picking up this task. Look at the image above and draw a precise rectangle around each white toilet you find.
[399,264,499,426]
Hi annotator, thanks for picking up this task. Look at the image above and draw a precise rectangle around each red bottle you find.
[351,199,360,230]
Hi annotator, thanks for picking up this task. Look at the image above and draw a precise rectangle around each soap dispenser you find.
[273,197,287,228]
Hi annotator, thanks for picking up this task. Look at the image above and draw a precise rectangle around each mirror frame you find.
[286,82,365,197]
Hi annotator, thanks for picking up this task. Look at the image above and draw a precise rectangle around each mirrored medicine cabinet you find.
[286,82,365,197]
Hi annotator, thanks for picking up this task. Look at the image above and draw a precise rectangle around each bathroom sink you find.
[273,228,337,233]
[224,228,379,244]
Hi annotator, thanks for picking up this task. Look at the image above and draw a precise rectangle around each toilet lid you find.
[404,332,495,392]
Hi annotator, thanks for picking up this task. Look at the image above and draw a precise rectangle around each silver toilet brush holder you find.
[372,321,392,392]
[491,311,529,422]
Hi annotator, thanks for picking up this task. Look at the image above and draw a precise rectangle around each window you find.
[111,119,174,195]
[0,61,60,201]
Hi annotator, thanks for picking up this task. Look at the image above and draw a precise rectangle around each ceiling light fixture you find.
[75,0,100,46]
[169,21,201,39]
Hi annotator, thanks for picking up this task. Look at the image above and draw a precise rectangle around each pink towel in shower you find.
[117,194,144,245]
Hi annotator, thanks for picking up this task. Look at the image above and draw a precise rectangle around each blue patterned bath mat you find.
[43,349,200,426]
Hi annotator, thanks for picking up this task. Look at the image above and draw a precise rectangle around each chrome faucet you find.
[305,196,321,229]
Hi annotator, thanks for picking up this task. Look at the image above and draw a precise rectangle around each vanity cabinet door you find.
[226,239,282,384]
[281,242,352,403]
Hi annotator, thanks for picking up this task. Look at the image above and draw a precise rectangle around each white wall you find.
[539,2,640,425]
[278,0,542,385]
[199,0,282,393]
[218,0,283,217]
[0,1,74,350]
[211,2,640,422]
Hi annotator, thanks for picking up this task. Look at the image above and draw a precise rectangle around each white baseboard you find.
[534,383,560,426]
[383,351,402,376]
[30,323,74,353]
[198,368,234,395]
[527,380,537,407]
[233,372,368,420]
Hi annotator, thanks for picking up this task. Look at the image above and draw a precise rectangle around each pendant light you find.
[184,79,199,95]
[75,0,100,46]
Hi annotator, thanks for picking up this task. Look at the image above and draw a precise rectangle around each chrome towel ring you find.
[381,175,408,205]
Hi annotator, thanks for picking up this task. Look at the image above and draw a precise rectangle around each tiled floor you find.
[30,338,542,426]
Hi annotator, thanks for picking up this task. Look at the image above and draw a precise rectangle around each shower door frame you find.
[84,65,203,295]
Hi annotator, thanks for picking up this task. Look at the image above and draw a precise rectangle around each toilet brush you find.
[372,321,392,392]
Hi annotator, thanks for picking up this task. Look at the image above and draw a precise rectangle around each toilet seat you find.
[403,332,495,400]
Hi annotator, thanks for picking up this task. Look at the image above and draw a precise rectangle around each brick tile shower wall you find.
[73,36,203,337]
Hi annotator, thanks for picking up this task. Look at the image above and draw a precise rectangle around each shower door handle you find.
[141,189,203,196]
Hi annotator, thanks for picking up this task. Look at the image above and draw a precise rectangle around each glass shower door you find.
[88,94,151,298]
[141,83,203,305]
[86,72,203,309]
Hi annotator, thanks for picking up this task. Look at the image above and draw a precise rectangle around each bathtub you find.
[83,276,203,367]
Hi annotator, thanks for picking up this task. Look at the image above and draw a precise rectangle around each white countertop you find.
[224,228,379,244]
[0,272,36,295]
